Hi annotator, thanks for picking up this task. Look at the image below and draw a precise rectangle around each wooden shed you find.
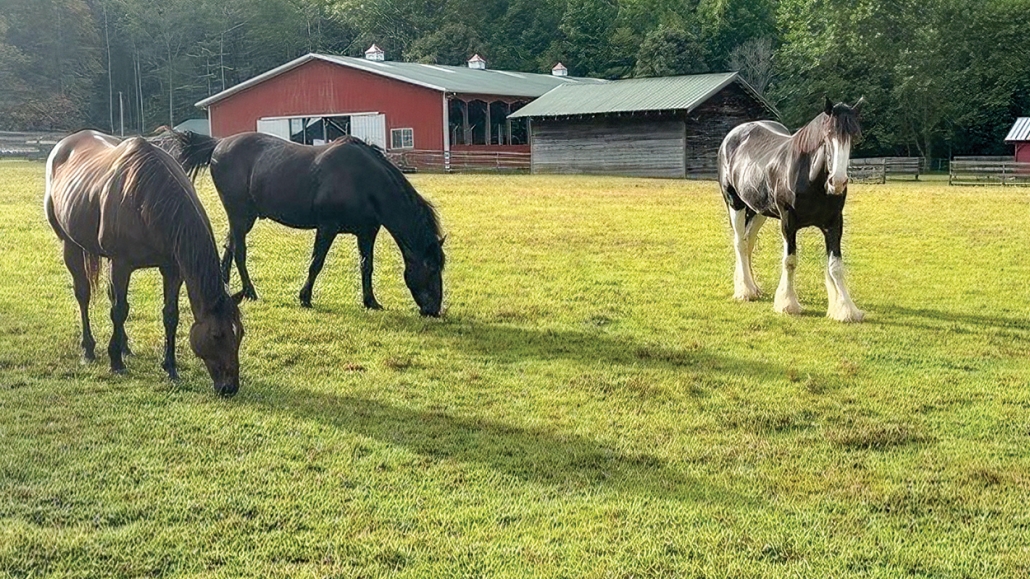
[1004,117,1030,162]
[508,73,777,178]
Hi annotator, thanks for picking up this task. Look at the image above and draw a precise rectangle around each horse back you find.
[46,132,197,262]
[210,133,382,230]
[719,121,795,216]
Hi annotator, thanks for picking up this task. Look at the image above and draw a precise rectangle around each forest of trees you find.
[1,0,1029,158]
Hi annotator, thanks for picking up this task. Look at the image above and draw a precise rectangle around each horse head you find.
[819,97,864,195]
[403,237,445,317]
[189,291,245,396]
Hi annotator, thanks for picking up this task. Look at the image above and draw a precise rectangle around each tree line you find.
[1,0,1028,158]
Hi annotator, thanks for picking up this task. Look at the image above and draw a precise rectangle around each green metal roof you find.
[196,53,607,108]
[507,72,777,118]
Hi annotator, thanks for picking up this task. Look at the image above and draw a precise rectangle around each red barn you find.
[1004,117,1030,162]
[195,51,605,158]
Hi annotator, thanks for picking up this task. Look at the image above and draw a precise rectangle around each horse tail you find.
[165,130,220,182]
[83,250,103,292]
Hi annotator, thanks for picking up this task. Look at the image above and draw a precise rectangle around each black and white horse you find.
[718,97,865,322]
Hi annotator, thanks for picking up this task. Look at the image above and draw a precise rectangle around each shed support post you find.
[461,100,470,145]
[485,101,492,145]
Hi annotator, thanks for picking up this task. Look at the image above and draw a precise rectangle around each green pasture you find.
[1,160,1028,577]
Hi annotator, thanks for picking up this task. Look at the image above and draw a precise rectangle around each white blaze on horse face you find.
[827,136,851,195]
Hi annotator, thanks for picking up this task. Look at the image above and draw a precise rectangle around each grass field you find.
[1,159,1028,577]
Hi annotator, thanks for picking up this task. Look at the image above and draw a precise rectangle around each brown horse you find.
[45,130,244,396]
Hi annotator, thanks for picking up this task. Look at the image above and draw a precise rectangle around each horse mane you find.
[334,136,445,267]
[792,107,863,156]
[792,113,829,155]
[117,138,230,310]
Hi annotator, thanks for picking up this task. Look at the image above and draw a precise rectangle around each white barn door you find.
[256,118,290,140]
[350,114,387,148]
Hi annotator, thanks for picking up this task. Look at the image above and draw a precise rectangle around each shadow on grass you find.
[244,385,744,502]
[368,311,788,382]
[868,303,1030,338]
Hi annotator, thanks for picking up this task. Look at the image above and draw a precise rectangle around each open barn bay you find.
[1,160,1028,577]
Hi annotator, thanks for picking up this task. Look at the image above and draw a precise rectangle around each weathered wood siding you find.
[531,117,686,178]
[683,84,772,178]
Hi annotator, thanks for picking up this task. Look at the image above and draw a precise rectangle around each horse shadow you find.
[362,310,788,382]
[239,312,780,501]
[866,303,1030,339]
[243,385,745,502]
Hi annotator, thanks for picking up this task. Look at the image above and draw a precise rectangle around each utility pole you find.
[118,91,124,137]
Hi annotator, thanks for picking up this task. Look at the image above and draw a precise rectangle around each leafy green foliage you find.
[2,162,1030,575]
[633,24,709,78]
[0,0,1029,155]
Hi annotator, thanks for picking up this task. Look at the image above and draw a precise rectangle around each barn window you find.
[391,128,414,149]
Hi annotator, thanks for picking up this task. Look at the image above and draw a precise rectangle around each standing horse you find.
[45,130,244,396]
[718,97,866,322]
[162,131,445,316]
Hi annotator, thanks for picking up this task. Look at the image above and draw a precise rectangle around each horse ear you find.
[824,96,834,115]
[231,290,245,305]
[853,96,866,114]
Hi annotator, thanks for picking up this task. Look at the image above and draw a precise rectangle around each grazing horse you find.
[45,130,244,396]
[718,97,866,322]
[161,131,445,316]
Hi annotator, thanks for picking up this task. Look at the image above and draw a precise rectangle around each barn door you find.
[350,114,387,148]
[256,118,290,140]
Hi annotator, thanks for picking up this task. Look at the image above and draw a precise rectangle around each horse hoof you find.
[244,289,259,301]
[364,301,383,310]
[774,299,803,315]
[111,367,127,375]
[299,300,313,309]
[81,353,96,364]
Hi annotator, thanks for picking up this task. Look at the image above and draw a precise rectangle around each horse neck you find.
[160,204,225,318]
[376,187,438,259]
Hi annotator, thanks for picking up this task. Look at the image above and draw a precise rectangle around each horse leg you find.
[107,261,132,374]
[106,269,133,357]
[231,214,258,300]
[774,212,803,315]
[220,230,235,284]
[357,227,382,310]
[160,265,184,380]
[744,212,767,289]
[727,203,761,300]
[823,213,864,322]
[62,241,96,362]
[298,225,337,308]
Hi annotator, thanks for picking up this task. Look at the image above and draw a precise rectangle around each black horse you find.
[163,131,445,316]
[718,97,865,322]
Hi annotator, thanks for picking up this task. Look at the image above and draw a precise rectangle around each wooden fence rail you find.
[849,157,921,184]
[387,150,531,174]
[0,131,63,161]
[950,159,1030,186]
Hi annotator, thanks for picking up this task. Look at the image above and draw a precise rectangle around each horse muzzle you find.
[215,381,239,397]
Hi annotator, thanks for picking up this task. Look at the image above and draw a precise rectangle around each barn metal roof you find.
[507,72,777,119]
[195,53,607,108]
[1004,117,1030,142]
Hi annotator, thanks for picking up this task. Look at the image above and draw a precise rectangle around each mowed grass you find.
[1,159,1029,577]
